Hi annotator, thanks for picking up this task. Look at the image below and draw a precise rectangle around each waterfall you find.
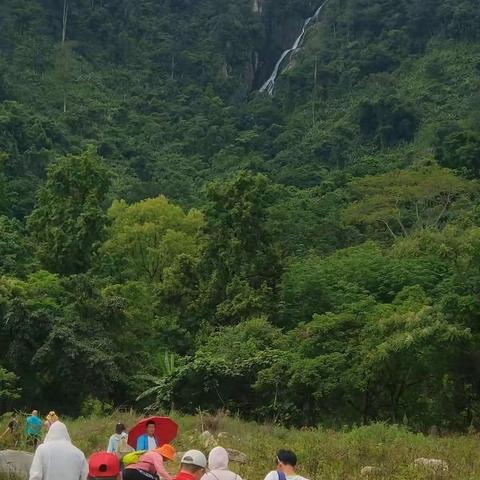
[260,0,330,95]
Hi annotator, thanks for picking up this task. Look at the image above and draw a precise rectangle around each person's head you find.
[115,423,125,435]
[276,450,297,471]
[11,413,17,419]
[47,411,58,423]
[88,451,120,480]
[208,446,229,471]
[180,450,207,480]
[32,410,38,417]
[146,420,155,437]
[155,444,176,462]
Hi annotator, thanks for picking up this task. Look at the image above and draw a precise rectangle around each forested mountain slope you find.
[0,0,480,429]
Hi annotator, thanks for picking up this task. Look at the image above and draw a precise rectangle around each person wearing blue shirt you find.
[26,410,43,450]
[136,420,157,451]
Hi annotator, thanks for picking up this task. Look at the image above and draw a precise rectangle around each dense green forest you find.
[0,0,480,431]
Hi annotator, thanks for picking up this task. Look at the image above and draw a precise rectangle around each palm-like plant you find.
[136,352,177,411]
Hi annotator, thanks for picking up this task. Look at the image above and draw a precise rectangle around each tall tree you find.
[198,170,282,324]
[344,166,475,239]
[28,146,110,275]
[99,195,203,282]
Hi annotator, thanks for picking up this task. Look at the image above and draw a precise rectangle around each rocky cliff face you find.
[251,0,318,89]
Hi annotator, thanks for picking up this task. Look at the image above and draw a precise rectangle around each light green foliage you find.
[100,196,203,282]
[0,367,21,402]
[344,166,476,238]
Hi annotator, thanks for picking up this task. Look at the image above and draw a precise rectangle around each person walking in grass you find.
[263,450,309,480]
[202,447,243,480]
[26,410,43,450]
[0,413,20,447]
[107,423,129,456]
[29,421,88,480]
[123,444,175,480]
[88,451,121,480]
[173,450,207,480]
[44,411,58,431]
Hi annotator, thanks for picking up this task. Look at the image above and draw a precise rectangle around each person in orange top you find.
[123,444,175,480]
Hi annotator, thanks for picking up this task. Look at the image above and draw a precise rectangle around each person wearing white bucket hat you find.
[173,450,207,480]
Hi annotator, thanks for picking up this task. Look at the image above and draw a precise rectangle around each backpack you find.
[277,473,287,480]
[116,435,134,460]
[122,450,147,466]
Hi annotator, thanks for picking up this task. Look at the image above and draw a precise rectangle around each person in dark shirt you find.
[0,413,20,447]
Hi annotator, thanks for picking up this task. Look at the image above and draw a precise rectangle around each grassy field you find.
[1,412,480,479]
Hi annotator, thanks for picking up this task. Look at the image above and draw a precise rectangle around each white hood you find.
[208,447,229,470]
[29,422,87,480]
[43,422,71,443]
[202,447,242,480]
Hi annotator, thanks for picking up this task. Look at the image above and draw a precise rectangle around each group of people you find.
[28,419,309,480]
[0,410,59,450]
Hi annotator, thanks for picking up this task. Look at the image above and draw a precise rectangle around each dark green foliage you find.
[358,98,418,148]
[0,216,33,275]
[28,146,110,275]
[196,171,283,324]
[436,126,480,176]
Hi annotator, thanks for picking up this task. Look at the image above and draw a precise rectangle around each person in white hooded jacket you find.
[201,447,243,480]
[29,421,88,480]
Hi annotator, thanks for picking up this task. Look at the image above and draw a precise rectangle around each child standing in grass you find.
[263,450,309,480]
[107,423,128,456]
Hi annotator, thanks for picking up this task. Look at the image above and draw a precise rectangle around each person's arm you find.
[152,454,172,480]
[136,435,143,450]
[29,449,44,480]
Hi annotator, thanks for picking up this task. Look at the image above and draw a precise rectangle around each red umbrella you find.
[127,416,178,449]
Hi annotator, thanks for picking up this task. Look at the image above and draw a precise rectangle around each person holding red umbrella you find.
[127,416,178,452]
[136,420,157,451]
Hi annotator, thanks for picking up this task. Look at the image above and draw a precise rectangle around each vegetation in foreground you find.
[3,412,480,480]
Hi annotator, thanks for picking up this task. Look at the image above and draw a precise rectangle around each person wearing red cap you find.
[88,452,121,480]
[123,444,175,480]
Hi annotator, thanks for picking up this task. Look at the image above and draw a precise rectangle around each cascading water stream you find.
[260,0,330,95]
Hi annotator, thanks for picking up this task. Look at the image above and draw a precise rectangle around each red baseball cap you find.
[88,452,120,478]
